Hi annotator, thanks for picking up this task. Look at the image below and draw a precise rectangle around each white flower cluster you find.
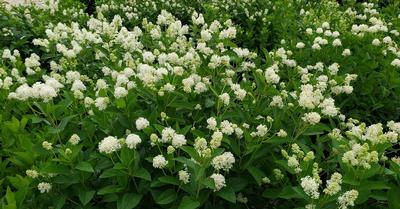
[98,136,121,154]
[153,155,168,169]
[211,152,235,171]
[338,190,358,209]
[37,182,52,193]
[210,173,226,191]
[300,176,320,199]
[323,172,342,195]
[342,143,378,169]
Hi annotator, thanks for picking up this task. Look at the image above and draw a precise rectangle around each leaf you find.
[179,196,200,209]
[133,167,151,181]
[216,186,236,203]
[100,168,124,178]
[388,187,400,209]
[97,185,123,195]
[78,190,95,205]
[117,193,143,209]
[5,187,17,209]
[303,124,331,135]
[75,162,94,173]
[153,189,177,205]
[247,166,265,186]
[158,176,180,186]
[180,146,201,162]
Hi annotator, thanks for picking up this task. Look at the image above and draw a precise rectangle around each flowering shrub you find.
[0,0,399,209]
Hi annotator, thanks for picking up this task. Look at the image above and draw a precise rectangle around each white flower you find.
[161,127,176,143]
[210,173,226,191]
[265,66,280,84]
[178,170,190,184]
[323,172,342,195]
[342,49,351,56]
[125,134,141,149]
[114,87,128,98]
[98,136,121,154]
[38,182,52,193]
[172,134,187,148]
[302,112,321,125]
[277,129,287,137]
[301,176,320,199]
[296,42,305,49]
[219,93,230,106]
[372,39,381,46]
[332,39,342,47]
[338,190,358,209]
[95,97,109,110]
[42,141,53,150]
[136,117,150,130]
[207,117,217,130]
[26,169,39,178]
[153,155,168,169]
[211,152,235,171]
[69,134,80,145]
[210,131,223,149]
[391,58,400,68]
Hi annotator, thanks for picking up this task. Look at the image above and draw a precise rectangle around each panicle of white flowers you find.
[26,169,39,178]
[300,176,320,199]
[323,172,342,195]
[69,134,80,145]
[98,136,121,154]
[211,152,235,171]
[125,134,141,149]
[153,155,168,169]
[210,173,226,191]
[338,190,358,209]
[136,117,150,130]
[342,143,378,169]
[42,141,53,150]
[38,182,52,193]
[178,169,190,184]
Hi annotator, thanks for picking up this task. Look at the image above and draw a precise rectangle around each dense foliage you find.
[0,0,399,209]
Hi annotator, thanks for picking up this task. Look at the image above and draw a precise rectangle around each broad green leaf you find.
[75,162,94,173]
[133,167,151,181]
[247,166,265,186]
[216,186,236,203]
[5,187,17,209]
[388,187,400,209]
[117,193,142,209]
[100,169,124,178]
[158,176,180,186]
[97,185,123,195]
[78,190,95,205]
[179,196,200,209]
[153,189,177,205]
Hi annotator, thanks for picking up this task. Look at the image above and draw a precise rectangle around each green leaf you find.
[247,166,265,186]
[117,193,143,209]
[179,196,200,209]
[388,187,400,209]
[78,190,95,205]
[75,162,94,173]
[158,176,180,186]
[303,123,331,136]
[153,189,177,205]
[180,146,201,162]
[98,185,123,195]
[133,167,151,181]
[5,187,17,209]
[100,168,124,178]
[216,186,236,203]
